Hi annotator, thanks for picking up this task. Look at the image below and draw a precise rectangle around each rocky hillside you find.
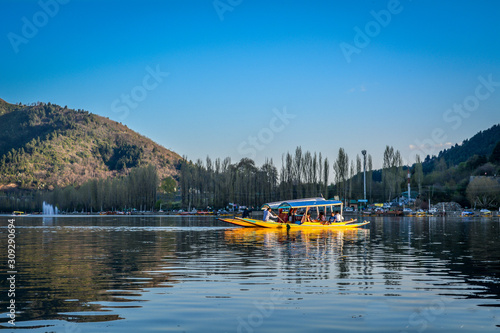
[0,99,181,190]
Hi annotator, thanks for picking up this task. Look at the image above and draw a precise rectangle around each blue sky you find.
[2,0,499,171]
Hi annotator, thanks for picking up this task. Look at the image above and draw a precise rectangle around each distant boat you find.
[461,211,475,217]
[196,211,214,215]
[410,209,427,217]
[480,209,492,217]
[12,211,28,216]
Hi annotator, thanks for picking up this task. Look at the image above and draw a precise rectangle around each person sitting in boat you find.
[327,212,336,225]
[317,212,326,224]
[300,210,312,224]
[263,207,277,221]
[334,212,343,223]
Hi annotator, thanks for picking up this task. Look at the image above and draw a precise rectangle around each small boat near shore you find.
[480,209,492,217]
[406,210,427,217]
[461,211,475,217]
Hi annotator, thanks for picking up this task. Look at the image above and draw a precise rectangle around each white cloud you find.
[409,142,453,151]
[346,85,367,94]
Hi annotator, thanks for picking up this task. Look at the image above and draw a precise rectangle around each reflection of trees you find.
[3,215,500,328]
[220,218,500,302]
[0,220,180,325]
[175,217,500,302]
[369,217,500,299]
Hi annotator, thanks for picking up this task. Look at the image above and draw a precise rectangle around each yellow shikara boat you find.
[237,217,369,229]
[220,198,370,229]
[217,217,259,227]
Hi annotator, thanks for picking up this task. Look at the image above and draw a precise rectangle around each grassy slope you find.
[0,99,181,189]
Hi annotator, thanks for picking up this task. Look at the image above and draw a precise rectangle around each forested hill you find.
[0,99,181,190]
[425,124,500,169]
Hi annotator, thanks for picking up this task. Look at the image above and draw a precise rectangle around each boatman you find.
[263,207,277,221]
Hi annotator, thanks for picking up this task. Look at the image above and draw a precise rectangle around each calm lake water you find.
[1,215,500,332]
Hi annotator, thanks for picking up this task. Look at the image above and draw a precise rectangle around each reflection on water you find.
[0,216,499,332]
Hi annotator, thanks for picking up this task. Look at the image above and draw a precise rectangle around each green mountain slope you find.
[422,123,500,172]
[437,124,500,165]
[0,99,181,189]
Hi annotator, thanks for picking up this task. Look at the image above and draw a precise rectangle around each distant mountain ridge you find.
[0,99,181,190]
[426,123,500,168]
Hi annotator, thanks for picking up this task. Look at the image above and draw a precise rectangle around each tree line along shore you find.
[2,142,499,214]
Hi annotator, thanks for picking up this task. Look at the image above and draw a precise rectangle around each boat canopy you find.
[278,199,342,210]
[261,197,325,210]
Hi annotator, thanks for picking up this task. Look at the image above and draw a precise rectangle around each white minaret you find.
[407,167,411,202]
[362,150,367,201]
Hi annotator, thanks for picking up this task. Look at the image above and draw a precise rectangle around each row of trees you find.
[409,142,500,209]
[2,142,499,212]
[180,142,500,210]
[179,156,279,210]
[179,146,377,209]
[0,165,159,213]
[1,144,410,213]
